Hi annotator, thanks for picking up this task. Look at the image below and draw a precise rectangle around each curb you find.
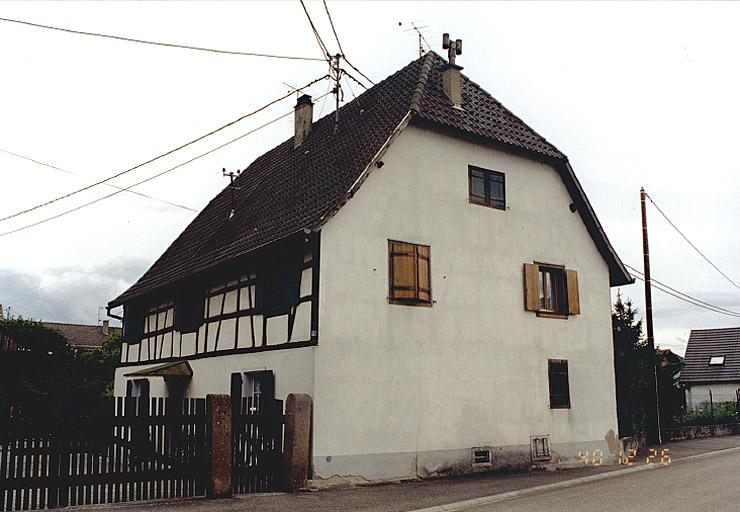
[409,445,740,512]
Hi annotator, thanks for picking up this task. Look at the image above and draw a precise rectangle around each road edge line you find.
[409,445,740,512]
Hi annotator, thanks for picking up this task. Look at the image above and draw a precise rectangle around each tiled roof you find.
[43,322,121,348]
[110,52,629,307]
[679,327,740,384]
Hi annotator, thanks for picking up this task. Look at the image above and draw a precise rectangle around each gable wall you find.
[313,124,618,479]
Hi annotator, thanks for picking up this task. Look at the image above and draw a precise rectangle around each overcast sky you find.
[1,1,738,355]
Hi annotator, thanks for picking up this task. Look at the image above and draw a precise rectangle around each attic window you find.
[709,356,726,366]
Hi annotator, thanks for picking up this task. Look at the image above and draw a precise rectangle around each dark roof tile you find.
[679,327,740,384]
[110,52,627,307]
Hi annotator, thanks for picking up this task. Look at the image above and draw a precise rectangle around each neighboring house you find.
[680,327,740,410]
[42,321,121,350]
[108,51,631,480]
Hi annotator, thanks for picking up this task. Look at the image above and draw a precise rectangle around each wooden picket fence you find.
[0,397,207,511]
[231,397,285,494]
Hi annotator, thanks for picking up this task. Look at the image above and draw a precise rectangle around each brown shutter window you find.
[389,240,432,306]
[566,269,580,315]
[523,263,540,311]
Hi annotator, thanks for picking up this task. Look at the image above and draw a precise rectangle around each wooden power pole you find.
[640,187,662,444]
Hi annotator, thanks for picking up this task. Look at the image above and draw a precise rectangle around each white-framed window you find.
[709,356,726,366]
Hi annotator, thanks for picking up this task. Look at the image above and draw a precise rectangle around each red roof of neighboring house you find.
[109,52,631,308]
[43,322,122,349]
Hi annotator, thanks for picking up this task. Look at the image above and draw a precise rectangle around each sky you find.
[0,1,738,355]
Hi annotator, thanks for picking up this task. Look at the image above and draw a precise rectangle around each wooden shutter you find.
[566,269,580,315]
[416,245,431,303]
[523,263,540,311]
[389,241,418,301]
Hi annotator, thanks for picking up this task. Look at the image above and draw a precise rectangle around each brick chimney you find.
[294,94,313,148]
[102,320,109,336]
[442,63,463,108]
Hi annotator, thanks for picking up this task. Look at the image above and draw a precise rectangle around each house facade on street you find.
[680,327,740,410]
[109,51,631,480]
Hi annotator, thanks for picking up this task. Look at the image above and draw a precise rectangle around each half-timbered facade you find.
[110,51,631,481]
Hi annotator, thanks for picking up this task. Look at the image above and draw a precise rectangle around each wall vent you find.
[472,448,491,466]
[530,435,551,462]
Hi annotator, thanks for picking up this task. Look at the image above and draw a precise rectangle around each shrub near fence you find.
[682,392,739,426]
[0,397,207,511]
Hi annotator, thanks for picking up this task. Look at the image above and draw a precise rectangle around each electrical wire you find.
[0,91,333,238]
[343,69,369,91]
[645,192,740,291]
[0,16,325,62]
[299,0,331,60]
[0,149,197,212]
[625,263,740,318]
[321,1,375,86]
[0,74,330,223]
[322,0,345,56]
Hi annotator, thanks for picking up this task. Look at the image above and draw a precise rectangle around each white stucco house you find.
[680,327,740,410]
[108,51,632,480]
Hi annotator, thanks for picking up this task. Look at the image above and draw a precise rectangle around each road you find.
[468,448,740,512]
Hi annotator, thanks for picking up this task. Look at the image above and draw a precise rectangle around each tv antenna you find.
[222,168,242,220]
[399,22,431,57]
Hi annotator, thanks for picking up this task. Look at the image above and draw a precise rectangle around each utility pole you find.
[223,168,242,220]
[331,53,343,132]
[640,187,662,444]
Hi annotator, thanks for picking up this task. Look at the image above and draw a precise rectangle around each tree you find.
[612,292,651,437]
[0,317,121,400]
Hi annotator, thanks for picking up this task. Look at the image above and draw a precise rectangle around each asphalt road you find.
[469,448,740,512]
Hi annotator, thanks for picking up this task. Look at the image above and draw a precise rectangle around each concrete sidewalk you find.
[76,436,740,512]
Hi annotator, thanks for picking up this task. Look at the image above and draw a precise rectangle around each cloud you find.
[0,256,150,325]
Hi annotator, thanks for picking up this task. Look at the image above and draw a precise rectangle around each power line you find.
[645,191,740,291]
[299,0,331,60]
[322,0,345,56]
[320,0,375,87]
[0,74,330,223]
[0,91,333,238]
[0,16,325,62]
[625,263,740,318]
[0,149,197,212]
[343,69,369,92]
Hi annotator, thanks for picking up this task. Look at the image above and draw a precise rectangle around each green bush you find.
[682,401,738,426]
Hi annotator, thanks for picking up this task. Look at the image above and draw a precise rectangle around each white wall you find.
[685,382,740,410]
[313,124,618,477]
[113,345,315,401]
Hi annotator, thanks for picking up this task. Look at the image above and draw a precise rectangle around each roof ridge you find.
[43,321,103,328]
[410,52,438,115]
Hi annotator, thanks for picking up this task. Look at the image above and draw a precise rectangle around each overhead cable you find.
[625,263,740,318]
[0,91,333,238]
[299,0,331,60]
[0,149,197,212]
[0,16,325,61]
[645,192,740,290]
[0,74,330,223]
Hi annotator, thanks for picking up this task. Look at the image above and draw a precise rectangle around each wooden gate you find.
[0,397,206,511]
[231,397,285,494]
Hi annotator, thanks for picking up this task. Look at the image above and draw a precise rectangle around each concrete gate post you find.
[206,394,232,498]
[283,393,313,491]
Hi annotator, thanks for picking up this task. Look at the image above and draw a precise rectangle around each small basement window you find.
[709,356,726,366]
[472,448,491,465]
[530,435,551,462]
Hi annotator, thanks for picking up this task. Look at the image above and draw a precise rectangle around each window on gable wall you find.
[548,359,571,409]
[468,166,505,210]
[388,240,431,306]
[524,263,580,318]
